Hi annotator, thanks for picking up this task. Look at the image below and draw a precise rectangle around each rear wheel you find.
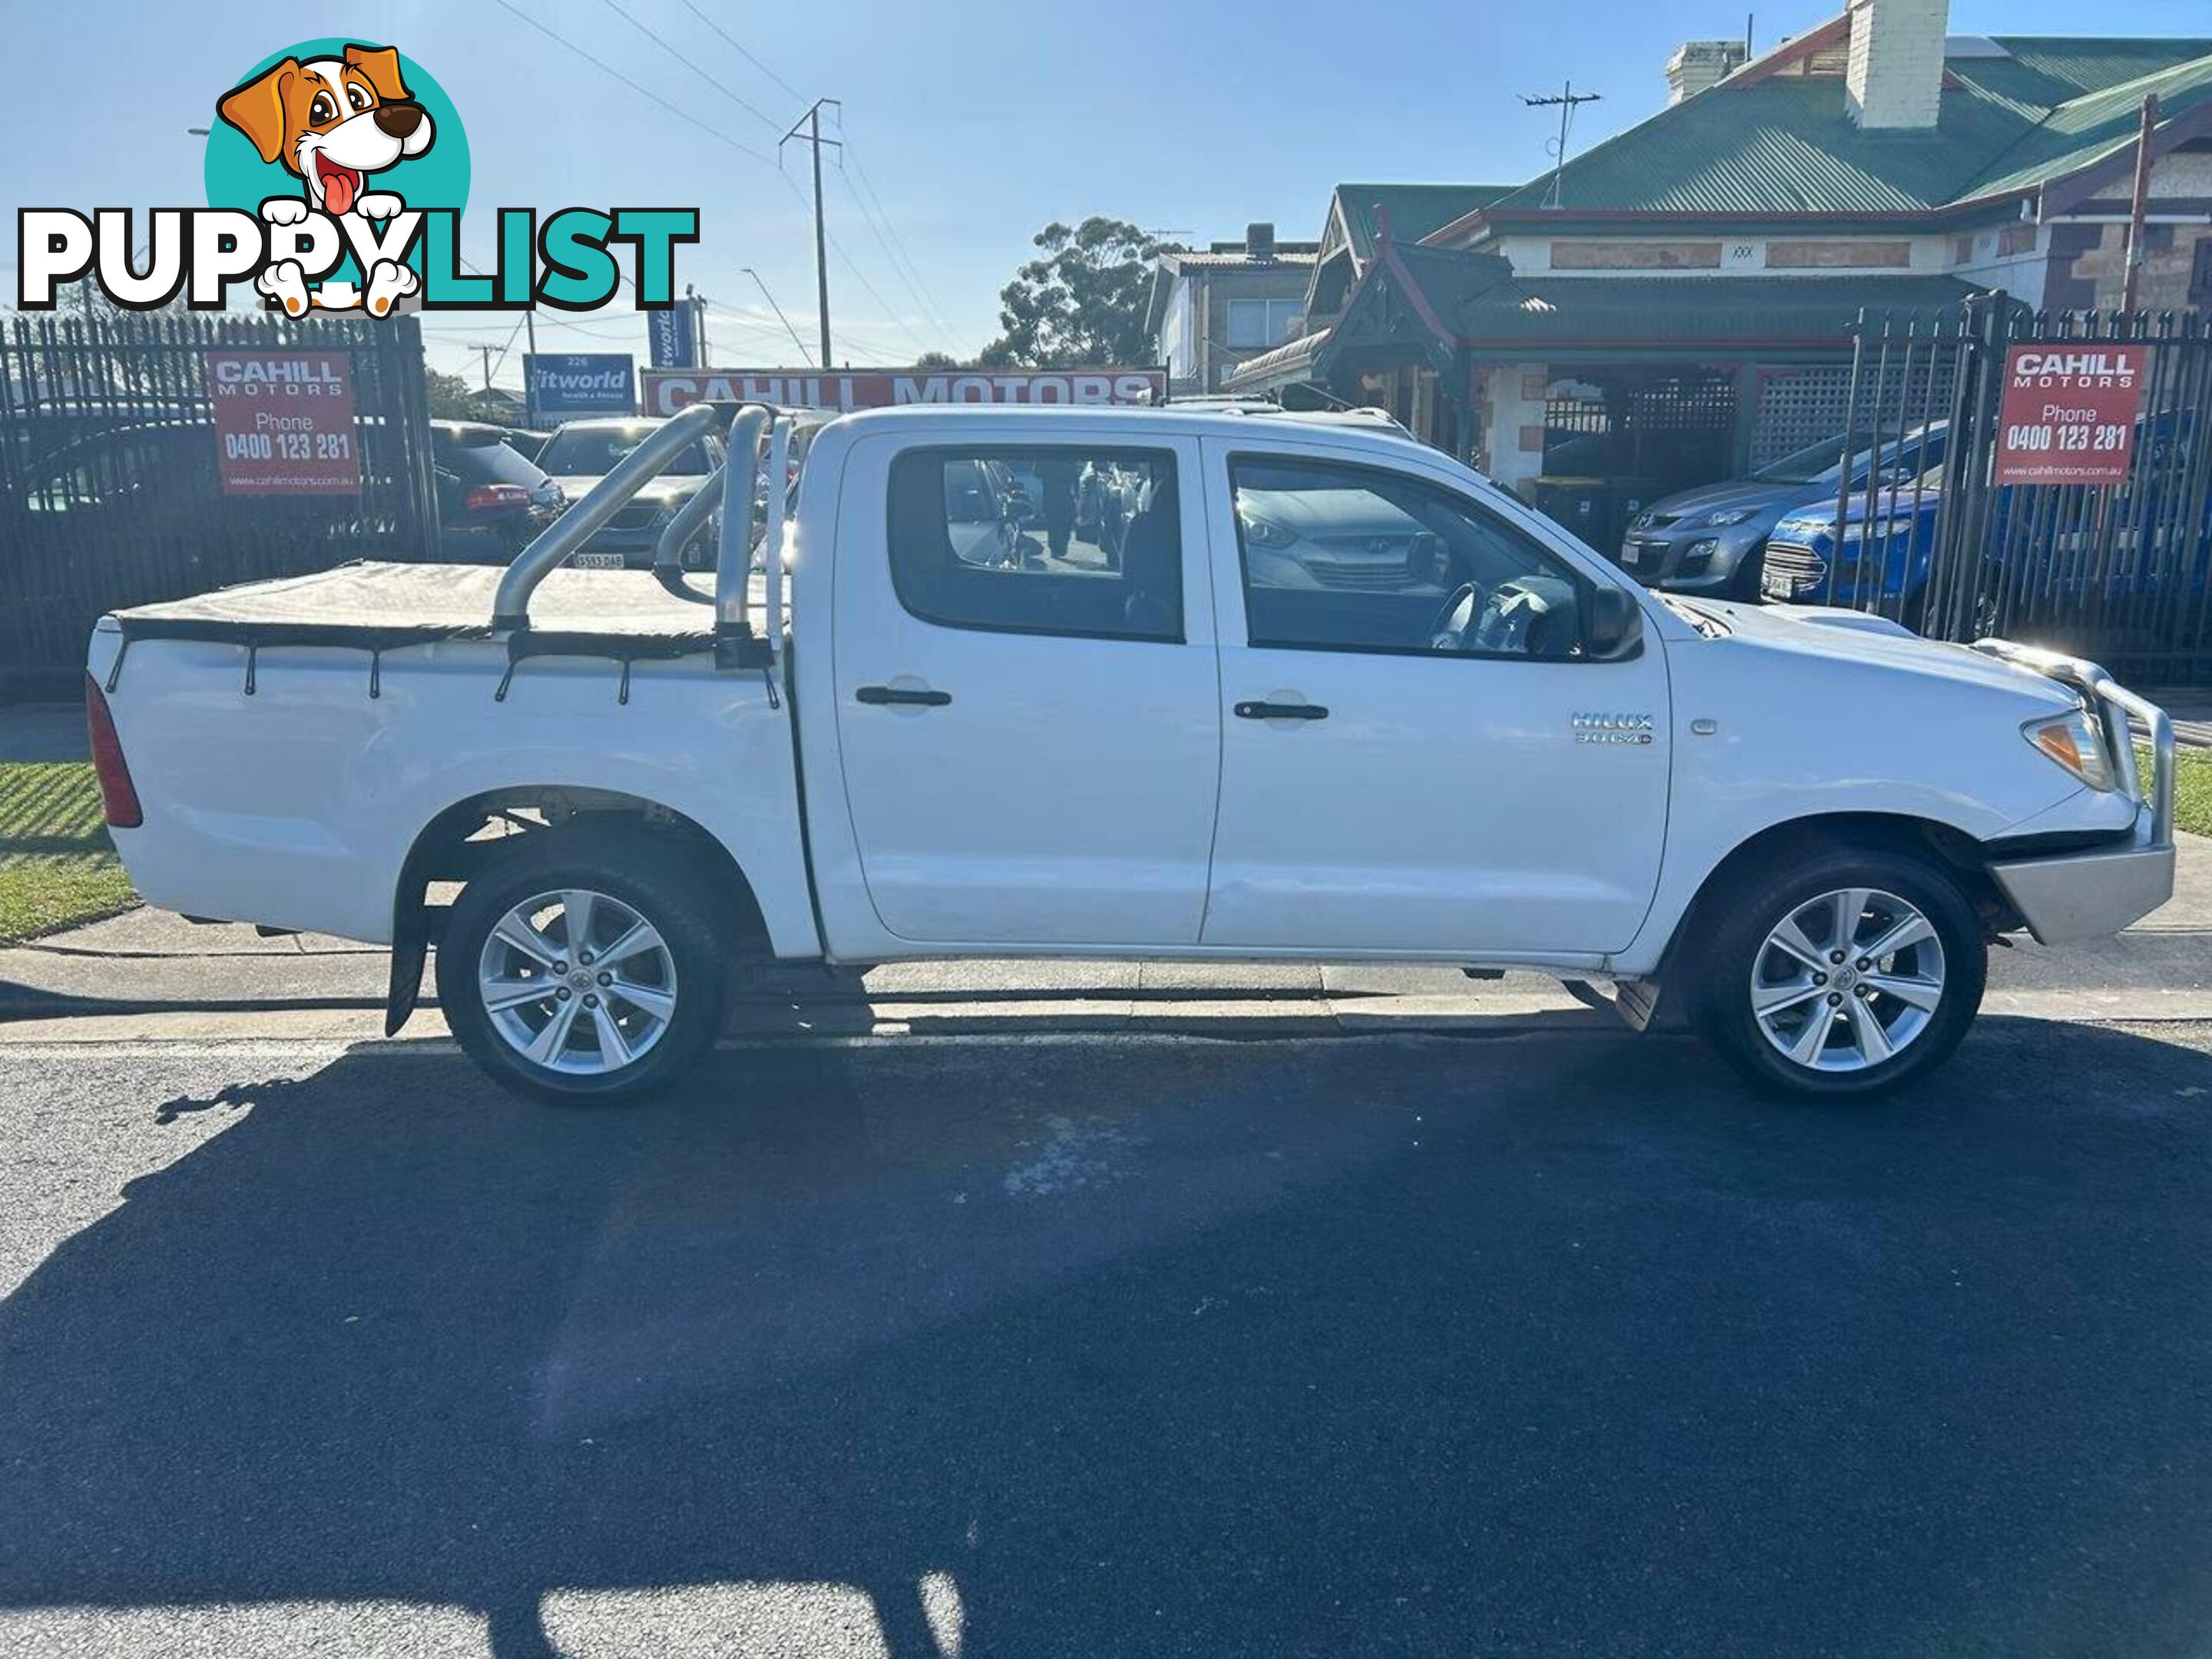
[1692,843,1985,1097]
[436,832,727,1104]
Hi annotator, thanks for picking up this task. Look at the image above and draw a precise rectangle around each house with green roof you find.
[1228,0,2212,551]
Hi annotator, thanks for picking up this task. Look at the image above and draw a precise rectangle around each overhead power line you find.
[679,0,806,103]
[492,0,776,165]
[839,139,960,348]
[595,0,782,130]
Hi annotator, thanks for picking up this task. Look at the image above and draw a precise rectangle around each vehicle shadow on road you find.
[2,1021,2210,1655]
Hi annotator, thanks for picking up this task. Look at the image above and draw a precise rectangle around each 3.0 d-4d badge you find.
[1572,711,1656,745]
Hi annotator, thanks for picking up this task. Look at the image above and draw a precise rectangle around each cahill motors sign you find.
[641,366,1168,416]
[1995,345,2147,485]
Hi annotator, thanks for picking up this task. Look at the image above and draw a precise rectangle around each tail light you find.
[84,674,143,829]
[465,483,531,512]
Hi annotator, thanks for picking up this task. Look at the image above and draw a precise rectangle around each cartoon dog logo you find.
[217,44,432,316]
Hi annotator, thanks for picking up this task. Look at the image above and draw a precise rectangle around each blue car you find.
[1764,413,2210,624]
[1619,422,1948,600]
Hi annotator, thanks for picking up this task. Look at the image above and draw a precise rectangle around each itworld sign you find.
[527,353,637,419]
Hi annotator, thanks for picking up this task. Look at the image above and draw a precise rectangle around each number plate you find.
[569,552,624,570]
[1618,545,1641,568]
[1762,568,1796,601]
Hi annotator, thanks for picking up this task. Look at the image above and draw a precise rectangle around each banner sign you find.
[526,353,637,420]
[641,366,1168,416]
[1995,345,2147,485]
[203,349,360,495]
[648,300,698,369]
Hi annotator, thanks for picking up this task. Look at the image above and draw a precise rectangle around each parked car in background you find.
[430,422,564,565]
[1618,424,1949,600]
[537,416,726,568]
[497,427,552,463]
[1234,471,1461,592]
[1764,418,2212,625]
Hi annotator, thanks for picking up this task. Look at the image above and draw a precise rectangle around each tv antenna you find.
[1522,81,1603,209]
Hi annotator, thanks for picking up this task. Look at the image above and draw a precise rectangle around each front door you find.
[833,432,1219,945]
[1198,441,1670,956]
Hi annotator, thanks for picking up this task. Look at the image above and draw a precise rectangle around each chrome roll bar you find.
[1970,637,2176,847]
[491,400,722,628]
[714,405,775,668]
[653,462,724,574]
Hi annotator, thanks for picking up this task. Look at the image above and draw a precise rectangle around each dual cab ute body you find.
[87,401,2176,1099]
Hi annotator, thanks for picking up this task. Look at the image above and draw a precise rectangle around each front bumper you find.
[1620,525,1763,591]
[1975,640,2177,944]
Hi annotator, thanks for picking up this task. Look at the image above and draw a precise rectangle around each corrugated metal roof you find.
[1472,35,2212,218]
[1336,184,1516,259]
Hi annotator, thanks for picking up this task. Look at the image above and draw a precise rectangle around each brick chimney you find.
[1666,40,1747,104]
[1846,0,1945,129]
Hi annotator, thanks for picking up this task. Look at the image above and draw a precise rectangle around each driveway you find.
[2,1020,2210,1656]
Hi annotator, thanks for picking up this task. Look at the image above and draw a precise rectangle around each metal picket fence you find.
[0,310,438,701]
[1825,298,2212,684]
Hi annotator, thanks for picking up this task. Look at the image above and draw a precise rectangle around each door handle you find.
[1234,700,1329,721]
[856,684,952,707]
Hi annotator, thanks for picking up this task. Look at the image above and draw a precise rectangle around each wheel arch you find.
[1652,810,2011,984]
[383,784,768,1035]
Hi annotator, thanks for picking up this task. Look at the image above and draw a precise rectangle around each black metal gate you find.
[0,311,438,701]
[1820,298,2212,684]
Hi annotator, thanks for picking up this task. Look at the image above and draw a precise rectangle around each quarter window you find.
[887,447,1183,641]
[1231,456,1588,659]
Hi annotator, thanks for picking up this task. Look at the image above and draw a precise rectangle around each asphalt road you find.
[2,1021,2211,1657]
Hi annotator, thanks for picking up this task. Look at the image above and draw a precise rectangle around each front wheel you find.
[1691,843,1986,1098]
[436,831,727,1104]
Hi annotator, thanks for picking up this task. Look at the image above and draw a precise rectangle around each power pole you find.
[781,98,842,368]
[478,344,495,416]
[522,310,538,426]
[2121,91,2160,314]
[1522,81,1604,210]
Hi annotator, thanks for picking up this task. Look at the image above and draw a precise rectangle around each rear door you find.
[1198,439,1671,957]
[831,432,1220,945]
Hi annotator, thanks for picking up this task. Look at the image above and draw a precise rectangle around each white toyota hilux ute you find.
[84,401,2177,1102]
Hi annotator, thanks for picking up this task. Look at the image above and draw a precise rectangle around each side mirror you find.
[1586,584,1642,657]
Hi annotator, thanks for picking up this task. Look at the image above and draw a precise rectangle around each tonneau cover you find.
[111,561,714,647]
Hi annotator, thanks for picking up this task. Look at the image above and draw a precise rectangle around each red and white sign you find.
[641,366,1167,416]
[1994,344,2147,485]
[204,349,362,495]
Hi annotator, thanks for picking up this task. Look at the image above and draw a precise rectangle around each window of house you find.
[1224,299,1300,349]
[1231,455,1586,660]
[887,446,1182,641]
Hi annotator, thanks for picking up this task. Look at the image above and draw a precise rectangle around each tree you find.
[422,367,481,420]
[979,217,1172,368]
[909,350,962,370]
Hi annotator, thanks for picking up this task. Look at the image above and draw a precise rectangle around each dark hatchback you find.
[430,422,565,564]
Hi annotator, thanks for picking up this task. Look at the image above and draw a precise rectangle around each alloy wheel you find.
[1749,886,1946,1073]
[475,887,679,1075]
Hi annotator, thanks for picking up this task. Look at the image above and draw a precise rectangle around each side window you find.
[887,446,1182,641]
[1231,455,1588,660]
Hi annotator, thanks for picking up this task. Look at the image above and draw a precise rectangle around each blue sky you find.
[7,0,2209,388]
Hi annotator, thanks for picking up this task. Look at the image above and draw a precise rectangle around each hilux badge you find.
[1572,712,1655,746]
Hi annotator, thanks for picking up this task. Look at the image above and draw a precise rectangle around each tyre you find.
[435,829,728,1104]
[1690,841,1986,1098]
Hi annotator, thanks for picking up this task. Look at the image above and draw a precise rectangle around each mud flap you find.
[383,890,434,1036]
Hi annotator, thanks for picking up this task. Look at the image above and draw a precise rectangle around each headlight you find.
[2023,708,2115,791]
[1239,513,1296,550]
[1837,517,1912,543]
[1677,538,1718,571]
[1703,506,1756,528]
